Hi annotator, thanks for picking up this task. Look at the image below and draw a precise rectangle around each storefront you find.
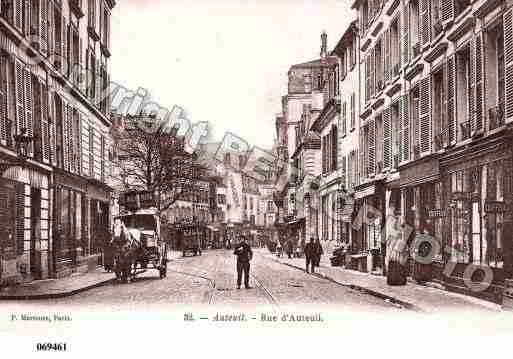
[398,156,443,281]
[439,134,513,303]
[1,163,50,285]
[352,181,385,273]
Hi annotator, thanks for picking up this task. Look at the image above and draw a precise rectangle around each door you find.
[30,188,42,279]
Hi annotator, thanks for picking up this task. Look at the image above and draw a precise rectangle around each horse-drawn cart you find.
[112,207,168,282]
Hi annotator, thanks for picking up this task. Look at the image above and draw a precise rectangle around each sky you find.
[111,0,354,150]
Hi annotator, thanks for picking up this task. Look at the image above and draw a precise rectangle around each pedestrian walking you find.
[304,237,316,273]
[233,235,253,289]
[286,238,294,259]
[314,238,324,268]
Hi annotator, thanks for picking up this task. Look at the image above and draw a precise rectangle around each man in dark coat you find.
[314,238,324,267]
[233,235,253,289]
[304,237,316,273]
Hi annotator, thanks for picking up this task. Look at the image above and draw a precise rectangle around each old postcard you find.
[0,0,512,356]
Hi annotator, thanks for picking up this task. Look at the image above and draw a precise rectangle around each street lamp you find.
[0,128,34,175]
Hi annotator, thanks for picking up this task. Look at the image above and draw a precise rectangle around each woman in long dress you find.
[386,208,408,286]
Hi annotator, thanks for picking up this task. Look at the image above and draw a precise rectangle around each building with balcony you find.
[0,0,115,285]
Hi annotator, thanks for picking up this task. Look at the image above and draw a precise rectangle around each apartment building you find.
[352,0,513,302]
[0,0,115,284]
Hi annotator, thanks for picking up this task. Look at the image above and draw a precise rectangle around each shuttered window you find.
[504,10,513,122]
[341,155,347,188]
[475,32,484,132]
[368,120,376,177]
[40,80,50,164]
[0,54,9,146]
[419,77,431,154]
[401,95,410,162]
[332,125,338,172]
[420,0,431,47]
[342,101,347,136]
[402,3,409,66]
[446,55,456,143]
[383,107,392,170]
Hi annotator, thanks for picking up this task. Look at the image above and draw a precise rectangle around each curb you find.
[269,256,421,312]
[0,277,116,300]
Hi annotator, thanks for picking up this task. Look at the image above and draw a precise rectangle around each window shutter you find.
[67,24,73,79]
[475,32,484,132]
[370,48,375,98]
[40,80,50,164]
[79,36,84,92]
[49,91,57,166]
[16,184,24,255]
[23,67,33,156]
[441,0,454,25]
[383,107,392,169]
[401,94,410,162]
[368,120,376,177]
[61,15,67,74]
[342,101,347,136]
[95,58,101,107]
[469,36,477,133]
[62,100,69,171]
[101,134,105,182]
[348,152,353,189]
[39,0,48,55]
[0,55,8,145]
[47,2,54,56]
[342,155,347,187]
[350,93,355,129]
[419,77,431,154]
[402,4,409,66]
[67,104,74,173]
[420,0,431,48]
[384,28,391,83]
[446,55,456,143]
[14,59,25,136]
[14,0,23,32]
[365,55,370,103]
[332,125,338,171]
[85,48,90,97]
[505,10,513,123]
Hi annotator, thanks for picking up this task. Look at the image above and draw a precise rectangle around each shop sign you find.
[452,192,472,201]
[484,201,509,213]
[428,209,447,218]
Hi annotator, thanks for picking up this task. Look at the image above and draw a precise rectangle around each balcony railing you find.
[488,104,505,131]
[460,121,471,141]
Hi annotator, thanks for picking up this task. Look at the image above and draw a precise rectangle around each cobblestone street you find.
[3,250,401,311]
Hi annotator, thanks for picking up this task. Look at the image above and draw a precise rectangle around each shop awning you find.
[399,157,439,187]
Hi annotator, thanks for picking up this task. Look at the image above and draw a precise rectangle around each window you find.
[391,102,400,169]
[331,125,338,172]
[341,50,347,79]
[55,95,64,169]
[342,101,347,136]
[390,19,400,77]
[102,6,110,50]
[362,1,369,33]
[431,0,442,38]
[350,93,356,130]
[432,67,446,150]
[88,0,96,30]
[410,86,420,158]
[375,114,383,173]
[350,37,357,70]
[375,39,383,92]
[456,46,471,141]
[485,23,505,131]
[410,0,421,57]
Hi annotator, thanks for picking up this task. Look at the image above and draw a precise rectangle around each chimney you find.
[320,31,327,59]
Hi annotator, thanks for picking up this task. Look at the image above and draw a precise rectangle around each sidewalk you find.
[266,252,502,313]
[0,250,183,300]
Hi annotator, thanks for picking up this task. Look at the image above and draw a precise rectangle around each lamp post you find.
[0,128,34,175]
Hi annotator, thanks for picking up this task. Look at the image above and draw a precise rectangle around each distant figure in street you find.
[286,238,294,259]
[314,238,324,268]
[276,240,283,257]
[233,235,253,289]
[304,238,316,273]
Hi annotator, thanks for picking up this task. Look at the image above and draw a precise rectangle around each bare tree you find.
[114,114,206,215]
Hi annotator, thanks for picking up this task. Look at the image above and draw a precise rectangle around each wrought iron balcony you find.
[460,121,471,141]
[488,103,505,131]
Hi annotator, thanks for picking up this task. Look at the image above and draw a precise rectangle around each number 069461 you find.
[36,343,67,351]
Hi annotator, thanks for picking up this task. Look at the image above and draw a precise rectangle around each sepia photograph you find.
[0,0,512,356]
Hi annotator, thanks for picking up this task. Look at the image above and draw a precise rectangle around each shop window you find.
[450,170,471,263]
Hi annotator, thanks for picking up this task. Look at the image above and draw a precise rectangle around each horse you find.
[112,219,142,283]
